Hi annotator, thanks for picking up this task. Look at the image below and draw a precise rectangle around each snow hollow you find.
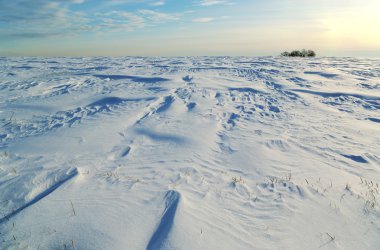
[0,56,379,249]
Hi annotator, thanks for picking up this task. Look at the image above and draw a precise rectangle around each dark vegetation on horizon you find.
[281,49,316,57]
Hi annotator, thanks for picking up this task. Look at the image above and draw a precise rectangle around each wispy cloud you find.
[96,11,145,32]
[150,1,166,6]
[95,10,179,32]
[0,0,180,38]
[199,0,229,6]
[139,9,179,22]
[0,0,90,38]
[192,16,228,23]
[193,17,215,23]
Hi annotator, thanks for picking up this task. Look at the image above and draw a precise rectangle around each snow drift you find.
[0,56,379,249]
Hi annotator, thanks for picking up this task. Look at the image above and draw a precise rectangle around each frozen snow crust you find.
[0,56,379,249]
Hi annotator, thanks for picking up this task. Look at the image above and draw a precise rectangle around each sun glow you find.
[321,2,380,50]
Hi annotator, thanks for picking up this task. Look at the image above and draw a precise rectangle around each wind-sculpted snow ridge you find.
[0,165,78,224]
[0,57,379,249]
[0,96,157,144]
[147,190,180,250]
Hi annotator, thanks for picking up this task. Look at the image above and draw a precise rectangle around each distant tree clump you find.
[281,49,316,57]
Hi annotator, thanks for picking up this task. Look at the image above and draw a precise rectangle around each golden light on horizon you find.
[321,2,380,50]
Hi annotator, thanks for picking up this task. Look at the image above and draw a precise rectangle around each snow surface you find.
[0,56,379,249]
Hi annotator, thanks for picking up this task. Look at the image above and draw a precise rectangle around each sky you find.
[0,0,380,56]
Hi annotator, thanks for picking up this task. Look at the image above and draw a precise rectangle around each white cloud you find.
[199,0,227,6]
[0,0,90,38]
[139,9,179,22]
[150,1,165,6]
[0,0,181,38]
[95,11,145,32]
[93,9,181,33]
[193,17,214,23]
[192,16,228,23]
[66,0,85,3]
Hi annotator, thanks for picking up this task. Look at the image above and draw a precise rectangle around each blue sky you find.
[0,0,379,56]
